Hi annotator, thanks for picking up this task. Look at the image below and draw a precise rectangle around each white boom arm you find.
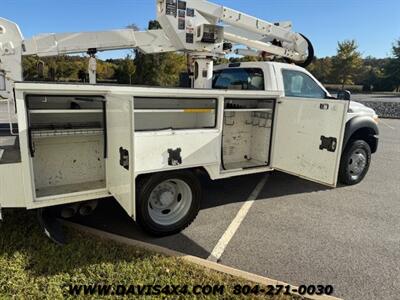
[0,0,314,103]
[22,29,177,57]
[183,0,313,64]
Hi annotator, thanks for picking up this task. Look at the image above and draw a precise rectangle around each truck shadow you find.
[200,171,331,210]
[66,171,331,259]
[68,198,212,259]
[0,171,335,275]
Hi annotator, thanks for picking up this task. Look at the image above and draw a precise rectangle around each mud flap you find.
[37,208,66,245]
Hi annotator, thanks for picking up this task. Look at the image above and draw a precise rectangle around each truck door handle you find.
[119,147,129,170]
[320,103,329,110]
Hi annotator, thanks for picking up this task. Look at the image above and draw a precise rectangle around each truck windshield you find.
[212,68,264,90]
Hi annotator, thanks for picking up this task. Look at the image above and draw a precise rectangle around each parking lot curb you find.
[62,220,342,300]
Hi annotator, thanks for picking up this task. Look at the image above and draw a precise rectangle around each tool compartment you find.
[222,99,274,170]
[25,95,107,199]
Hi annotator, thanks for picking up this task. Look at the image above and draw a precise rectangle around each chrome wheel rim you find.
[148,179,192,226]
[348,149,367,179]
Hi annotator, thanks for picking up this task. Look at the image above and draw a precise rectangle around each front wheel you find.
[338,140,371,185]
[136,170,201,236]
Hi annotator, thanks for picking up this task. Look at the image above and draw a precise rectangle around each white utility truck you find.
[0,0,378,243]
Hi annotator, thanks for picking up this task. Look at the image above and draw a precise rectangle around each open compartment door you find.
[106,95,135,218]
[272,98,349,187]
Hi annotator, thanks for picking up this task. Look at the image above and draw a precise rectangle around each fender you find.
[343,116,379,153]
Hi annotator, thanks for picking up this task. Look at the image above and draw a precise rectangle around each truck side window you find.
[212,68,264,90]
[282,69,326,99]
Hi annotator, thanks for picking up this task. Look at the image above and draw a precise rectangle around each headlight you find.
[373,115,379,124]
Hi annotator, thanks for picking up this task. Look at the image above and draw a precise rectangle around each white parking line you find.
[208,175,269,262]
[0,149,4,161]
[380,119,395,130]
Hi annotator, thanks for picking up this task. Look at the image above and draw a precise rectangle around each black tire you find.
[338,140,371,185]
[136,170,201,236]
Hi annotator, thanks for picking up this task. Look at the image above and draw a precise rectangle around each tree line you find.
[307,39,400,92]
[22,21,400,92]
[22,21,188,87]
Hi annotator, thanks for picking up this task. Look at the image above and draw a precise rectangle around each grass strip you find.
[0,209,297,299]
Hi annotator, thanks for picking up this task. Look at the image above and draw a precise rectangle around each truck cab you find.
[213,61,379,185]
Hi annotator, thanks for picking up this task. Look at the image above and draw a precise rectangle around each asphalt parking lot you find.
[72,118,399,300]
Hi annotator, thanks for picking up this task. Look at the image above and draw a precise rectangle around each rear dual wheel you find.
[136,171,201,236]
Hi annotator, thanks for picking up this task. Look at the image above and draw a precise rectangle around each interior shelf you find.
[224,159,267,170]
[32,128,103,138]
[35,180,106,198]
[224,108,273,112]
[29,109,103,114]
[135,109,215,113]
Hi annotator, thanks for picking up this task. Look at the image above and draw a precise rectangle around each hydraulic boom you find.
[0,0,314,103]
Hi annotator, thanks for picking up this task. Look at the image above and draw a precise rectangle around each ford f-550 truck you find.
[0,61,379,243]
[0,0,379,243]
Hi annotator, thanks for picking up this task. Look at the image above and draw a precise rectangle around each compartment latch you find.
[319,136,337,152]
[119,147,129,170]
[168,148,182,166]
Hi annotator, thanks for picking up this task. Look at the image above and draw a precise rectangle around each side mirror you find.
[337,90,351,101]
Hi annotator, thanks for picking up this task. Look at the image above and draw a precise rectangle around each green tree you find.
[331,40,363,89]
[78,69,87,82]
[133,20,186,87]
[384,39,400,91]
[214,57,229,65]
[114,55,136,84]
[307,57,333,84]
[96,61,115,81]
[22,55,120,83]
[52,56,76,80]
[22,56,39,81]
[228,55,261,63]
[357,57,390,91]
